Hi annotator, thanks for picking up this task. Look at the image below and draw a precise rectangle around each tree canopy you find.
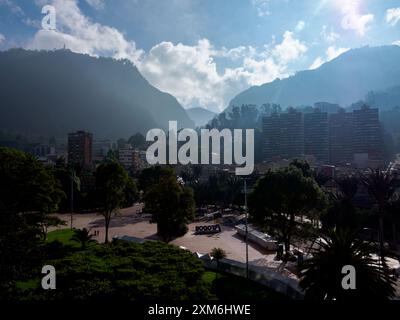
[143,167,195,242]
[248,167,325,254]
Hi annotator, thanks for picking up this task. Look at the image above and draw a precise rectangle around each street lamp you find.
[244,178,249,279]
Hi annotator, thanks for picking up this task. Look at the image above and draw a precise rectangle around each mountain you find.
[365,86,400,111]
[227,45,400,112]
[0,49,194,139]
[186,107,216,127]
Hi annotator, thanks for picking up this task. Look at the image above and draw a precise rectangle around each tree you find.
[210,248,226,278]
[95,161,130,243]
[128,133,146,150]
[71,228,96,249]
[321,176,359,233]
[248,167,325,256]
[361,169,399,267]
[290,159,313,178]
[18,241,211,300]
[300,230,395,300]
[144,169,195,242]
[139,166,174,193]
[0,147,63,287]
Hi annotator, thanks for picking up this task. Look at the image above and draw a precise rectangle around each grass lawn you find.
[46,228,79,247]
[202,270,287,300]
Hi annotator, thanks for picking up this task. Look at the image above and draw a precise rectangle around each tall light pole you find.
[244,179,249,279]
[70,168,74,230]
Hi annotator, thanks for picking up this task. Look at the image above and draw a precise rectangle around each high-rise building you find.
[262,113,281,161]
[329,109,354,165]
[93,139,112,162]
[68,131,93,168]
[304,109,329,162]
[262,109,304,162]
[353,105,383,162]
[314,102,341,114]
[280,109,304,160]
[118,144,134,170]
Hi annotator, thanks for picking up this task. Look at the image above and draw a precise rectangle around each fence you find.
[200,256,305,300]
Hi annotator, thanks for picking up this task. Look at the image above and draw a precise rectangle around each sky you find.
[0,0,400,112]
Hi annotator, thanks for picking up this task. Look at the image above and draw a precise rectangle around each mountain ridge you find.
[226,45,400,112]
[0,49,194,139]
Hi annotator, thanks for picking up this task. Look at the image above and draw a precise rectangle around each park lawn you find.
[46,228,80,247]
[203,270,287,301]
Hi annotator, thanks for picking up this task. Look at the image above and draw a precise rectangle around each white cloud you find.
[309,57,324,70]
[273,31,308,64]
[326,46,349,61]
[139,31,307,111]
[340,0,374,36]
[393,40,400,46]
[0,0,24,16]
[0,33,5,45]
[386,8,400,26]
[309,46,349,70]
[85,0,104,10]
[295,20,305,32]
[27,0,143,63]
[321,25,340,44]
[252,0,270,17]
[26,0,308,111]
[138,39,287,111]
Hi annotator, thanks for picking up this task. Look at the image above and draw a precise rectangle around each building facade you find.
[329,109,354,165]
[304,109,329,162]
[68,131,93,169]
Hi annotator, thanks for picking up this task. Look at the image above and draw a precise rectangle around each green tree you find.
[248,167,325,256]
[0,147,63,288]
[210,248,227,278]
[128,133,146,150]
[299,230,395,300]
[290,159,313,178]
[321,176,359,232]
[95,161,130,243]
[362,169,399,267]
[144,169,195,242]
[71,228,96,249]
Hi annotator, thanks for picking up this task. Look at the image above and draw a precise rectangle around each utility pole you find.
[244,179,249,279]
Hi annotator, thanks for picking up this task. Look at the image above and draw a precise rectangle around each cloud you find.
[386,8,400,26]
[251,0,271,17]
[27,0,143,63]
[139,31,307,111]
[393,40,400,46]
[309,57,324,70]
[273,31,308,64]
[309,46,349,70]
[326,46,349,61]
[0,0,24,16]
[340,0,374,36]
[321,25,340,44]
[0,33,5,45]
[295,20,305,32]
[26,0,307,111]
[85,0,105,10]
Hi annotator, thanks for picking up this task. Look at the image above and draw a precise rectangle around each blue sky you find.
[1,0,400,112]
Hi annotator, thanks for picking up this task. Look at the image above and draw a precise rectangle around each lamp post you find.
[244,179,249,279]
[70,167,74,230]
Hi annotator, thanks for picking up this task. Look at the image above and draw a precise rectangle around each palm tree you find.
[335,175,359,200]
[362,169,399,267]
[71,228,96,249]
[300,229,395,300]
[211,247,227,278]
